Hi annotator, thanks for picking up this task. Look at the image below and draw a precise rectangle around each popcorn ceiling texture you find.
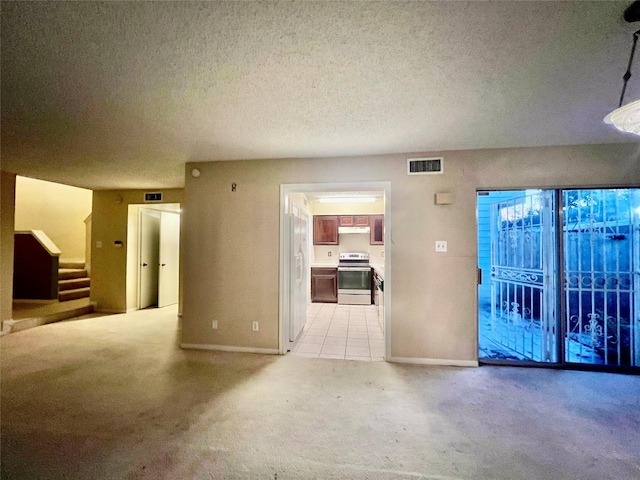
[1,1,638,189]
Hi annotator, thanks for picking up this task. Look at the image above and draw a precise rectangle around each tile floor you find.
[291,303,385,361]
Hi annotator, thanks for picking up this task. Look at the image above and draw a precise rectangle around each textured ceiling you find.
[1,1,639,190]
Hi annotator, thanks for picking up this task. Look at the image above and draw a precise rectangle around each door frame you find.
[138,208,161,309]
[128,203,181,311]
[158,211,181,308]
[278,182,392,358]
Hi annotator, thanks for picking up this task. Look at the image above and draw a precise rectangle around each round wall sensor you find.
[191,168,201,178]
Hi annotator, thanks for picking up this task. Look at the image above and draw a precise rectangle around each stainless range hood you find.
[338,226,371,235]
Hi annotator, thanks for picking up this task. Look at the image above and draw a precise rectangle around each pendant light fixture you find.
[604,2,640,135]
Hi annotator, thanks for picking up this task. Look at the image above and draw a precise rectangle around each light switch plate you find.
[435,240,448,252]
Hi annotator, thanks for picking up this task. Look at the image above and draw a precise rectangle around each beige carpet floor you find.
[1,306,639,479]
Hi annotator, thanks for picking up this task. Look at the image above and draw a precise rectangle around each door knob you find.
[161,263,166,267]
[142,263,148,267]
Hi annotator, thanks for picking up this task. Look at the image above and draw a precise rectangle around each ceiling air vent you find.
[407,157,443,175]
[144,192,163,202]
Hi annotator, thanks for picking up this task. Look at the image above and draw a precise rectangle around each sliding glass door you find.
[478,190,558,363]
[478,187,640,370]
[563,188,640,367]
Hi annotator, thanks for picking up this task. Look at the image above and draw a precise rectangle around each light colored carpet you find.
[1,306,639,479]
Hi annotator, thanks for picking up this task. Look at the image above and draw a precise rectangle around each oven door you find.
[338,267,372,305]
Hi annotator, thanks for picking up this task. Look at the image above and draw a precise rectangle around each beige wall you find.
[181,143,639,362]
[1,171,17,322]
[14,176,92,261]
[91,189,184,313]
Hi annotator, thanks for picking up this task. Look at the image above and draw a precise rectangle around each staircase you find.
[58,261,91,302]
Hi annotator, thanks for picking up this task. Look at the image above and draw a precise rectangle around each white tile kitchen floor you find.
[291,303,385,362]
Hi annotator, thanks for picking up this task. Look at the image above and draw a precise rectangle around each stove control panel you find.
[339,252,370,261]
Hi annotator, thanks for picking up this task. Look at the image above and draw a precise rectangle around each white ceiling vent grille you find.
[407,157,443,175]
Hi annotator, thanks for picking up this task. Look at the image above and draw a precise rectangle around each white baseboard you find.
[389,356,479,367]
[181,343,279,355]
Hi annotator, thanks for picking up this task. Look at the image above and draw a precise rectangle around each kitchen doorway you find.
[279,182,391,361]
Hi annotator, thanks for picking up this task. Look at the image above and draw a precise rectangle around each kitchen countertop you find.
[370,264,384,278]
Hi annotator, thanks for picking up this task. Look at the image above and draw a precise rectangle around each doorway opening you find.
[279,182,391,361]
[126,204,181,311]
[477,188,640,370]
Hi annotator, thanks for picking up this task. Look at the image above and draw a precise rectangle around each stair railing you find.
[13,230,61,300]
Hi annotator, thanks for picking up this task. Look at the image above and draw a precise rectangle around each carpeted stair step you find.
[59,287,91,302]
[59,260,86,270]
[59,277,91,291]
[2,300,96,334]
[59,268,88,280]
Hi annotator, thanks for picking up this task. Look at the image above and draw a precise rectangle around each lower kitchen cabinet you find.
[311,267,338,303]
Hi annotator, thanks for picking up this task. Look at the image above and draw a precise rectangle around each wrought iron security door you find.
[563,189,640,367]
[486,191,558,362]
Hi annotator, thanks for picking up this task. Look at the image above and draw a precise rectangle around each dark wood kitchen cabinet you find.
[339,215,369,226]
[339,216,354,226]
[370,215,384,245]
[355,216,370,226]
[311,267,338,303]
[313,215,339,245]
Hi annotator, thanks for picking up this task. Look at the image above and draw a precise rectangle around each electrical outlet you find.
[211,320,218,329]
[252,321,259,331]
[435,240,448,252]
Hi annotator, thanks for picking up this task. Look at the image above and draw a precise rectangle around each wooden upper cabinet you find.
[340,215,370,226]
[313,215,339,245]
[354,216,369,226]
[370,215,384,245]
[339,216,354,226]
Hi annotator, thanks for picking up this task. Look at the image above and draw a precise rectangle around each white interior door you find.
[139,210,160,309]
[158,211,180,308]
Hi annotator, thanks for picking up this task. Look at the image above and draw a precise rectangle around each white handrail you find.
[15,230,61,257]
